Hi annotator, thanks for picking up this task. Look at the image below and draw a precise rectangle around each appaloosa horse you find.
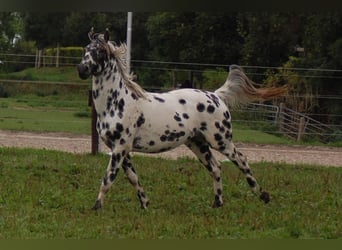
[77,29,286,210]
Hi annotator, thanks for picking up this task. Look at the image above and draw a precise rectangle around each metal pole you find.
[126,12,132,74]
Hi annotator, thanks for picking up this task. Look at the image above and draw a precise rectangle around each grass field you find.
[0,95,91,134]
[0,67,86,83]
[0,147,341,239]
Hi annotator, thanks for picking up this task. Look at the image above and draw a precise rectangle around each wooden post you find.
[56,44,60,68]
[37,49,42,68]
[42,49,46,67]
[297,116,305,141]
[35,49,38,68]
[278,102,285,132]
[88,90,99,154]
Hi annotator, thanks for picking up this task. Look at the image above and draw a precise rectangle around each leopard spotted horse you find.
[77,29,286,210]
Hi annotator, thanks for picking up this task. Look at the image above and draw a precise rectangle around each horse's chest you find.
[96,105,139,149]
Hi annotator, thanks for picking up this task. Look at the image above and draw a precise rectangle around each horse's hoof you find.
[140,200,150,209]
[212,197,223,208]
[260,191,270,204]
[92,200,102,210]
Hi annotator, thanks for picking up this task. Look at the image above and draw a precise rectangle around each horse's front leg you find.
[122,154,149,209]
[93,149,126,210]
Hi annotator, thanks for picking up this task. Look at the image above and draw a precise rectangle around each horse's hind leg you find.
[122,154,149,209]
[220,142,270,203]
[186,138,223,208]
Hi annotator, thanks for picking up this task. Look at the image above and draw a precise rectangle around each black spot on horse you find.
[197,103,205,112]
[209,93,220,107]
[131,92,138,100]
[179,99,186,105]
[223,111,230,120]
[222,119,231,129]
[118,98,125,113]
[92,89,99,100]
[109,173,116,182]
[225,131,232,140]
[116,123,124,132]
[106,72,112,81]
[160,135,167,142]
[174,113,182,122]
[110,110,115,117]
[149,140,155,146]
[207,105,215,113]
[214,133,222,141]
[182,113,189,119]
[106,130,121,141]
[246,177,256,188]
[153,96,165,103]
[103,176,108,186]
[200,122,207,131]
[136,113,145,127]
[112,90,118,99]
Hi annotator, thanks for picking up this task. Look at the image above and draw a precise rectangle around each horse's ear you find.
[88,27,94,41]
[104,28,109,43]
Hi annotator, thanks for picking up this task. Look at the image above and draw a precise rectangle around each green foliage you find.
[201,68,227,90]
[0,12,23,52]
[45,47,83,66]
[264,56,318,112]
[0,148,341,239]
[146,12,241,64]
[237,13,304,68]
[133,68,173,88]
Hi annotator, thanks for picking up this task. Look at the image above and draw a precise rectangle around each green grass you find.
[0,147,341,239]
[0,67,87,83]
[0,95,91,134]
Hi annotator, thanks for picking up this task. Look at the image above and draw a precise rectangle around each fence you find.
[235,102,339,143]
[277,103,337,142]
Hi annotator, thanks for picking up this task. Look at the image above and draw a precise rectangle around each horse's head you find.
[77,29,112,79]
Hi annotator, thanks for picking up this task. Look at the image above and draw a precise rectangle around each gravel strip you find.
[0,130,341,167]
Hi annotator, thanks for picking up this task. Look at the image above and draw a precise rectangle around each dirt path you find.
[0,130,341,167]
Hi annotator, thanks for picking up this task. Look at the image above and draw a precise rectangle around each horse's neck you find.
[92,62,127,115]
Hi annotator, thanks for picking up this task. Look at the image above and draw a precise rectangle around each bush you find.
[201,68,227,90]
[45,47,83,66]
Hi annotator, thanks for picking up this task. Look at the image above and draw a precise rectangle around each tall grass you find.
[0,148,341,239]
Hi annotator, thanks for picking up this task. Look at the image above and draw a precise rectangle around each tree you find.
[22,12,68,49]
[237,13,305,68]
[0,12,23,52]
[146,12,241,64]
[62,12,128,47]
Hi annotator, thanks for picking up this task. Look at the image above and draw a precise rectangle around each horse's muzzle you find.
[77,64,90,80]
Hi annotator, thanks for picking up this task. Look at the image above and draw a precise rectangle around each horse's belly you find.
[132,128,191,153]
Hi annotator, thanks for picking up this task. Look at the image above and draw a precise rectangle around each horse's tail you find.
[215,65,287,108]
